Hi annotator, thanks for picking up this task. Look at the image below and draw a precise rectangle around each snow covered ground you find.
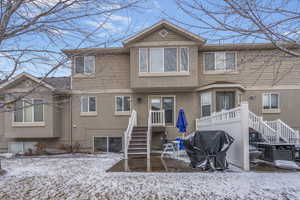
[0,154,300,200]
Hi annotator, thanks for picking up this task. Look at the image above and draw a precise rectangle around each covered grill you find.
[183,130,234,171]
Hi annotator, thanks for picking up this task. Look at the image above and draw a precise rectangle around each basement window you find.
[93,136,122,153]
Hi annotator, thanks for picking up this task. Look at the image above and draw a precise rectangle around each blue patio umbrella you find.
[176,108,188,133]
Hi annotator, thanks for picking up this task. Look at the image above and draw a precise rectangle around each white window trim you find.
[203,52,237,74]
[139,47,190,76]
[74,56,96,75]
[12,99,45,126]
[92,136,123,153]
[262,93,280,113]
[80,96,97,116]
[200,92,212,117]
[115,96,131,115]
[148,95,176,127]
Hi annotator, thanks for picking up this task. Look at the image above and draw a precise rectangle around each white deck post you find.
[240,102,250,171]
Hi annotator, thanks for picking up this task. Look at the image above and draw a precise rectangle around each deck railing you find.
[124,110,137,160]
[196,107,241,130]
[151,110,165,127]
[195,103,279,144]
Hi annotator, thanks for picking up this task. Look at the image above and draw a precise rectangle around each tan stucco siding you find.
[71,93,131,150]
[72,54,130,91]
[132,92,200,139]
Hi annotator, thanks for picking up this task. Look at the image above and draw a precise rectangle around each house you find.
[0,20,300,169]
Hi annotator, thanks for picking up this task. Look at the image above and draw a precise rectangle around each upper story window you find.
[81,96,97,114]
[263,93,279,110]
[139,47,189,73]
[14,99,44,123]
[115,96,131,115]
[204,52,236,72]
[74,56,95,74]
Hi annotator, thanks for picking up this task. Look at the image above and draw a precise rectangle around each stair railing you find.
[266,119,300,144]
[124,110,137,160]
[248,111,278,143]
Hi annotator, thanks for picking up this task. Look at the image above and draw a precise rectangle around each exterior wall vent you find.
[159,29,168,38]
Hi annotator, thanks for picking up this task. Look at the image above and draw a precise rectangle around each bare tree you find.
[169,0,300,85]
[174,0,300,56]
[0,0,144,110]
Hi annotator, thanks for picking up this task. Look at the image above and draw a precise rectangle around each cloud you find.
[108,15,132,24]
[86,14,132,34]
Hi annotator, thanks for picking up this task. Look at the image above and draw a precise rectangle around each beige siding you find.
[198,49,300,87]
[71,93,130,150]
[72,54,130,90]
[138,27,190,42]
[244,89,300,131]
[2,78,62,139]
[130,46,199,89]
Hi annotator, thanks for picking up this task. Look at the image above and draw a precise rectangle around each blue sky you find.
[1,0,298,78]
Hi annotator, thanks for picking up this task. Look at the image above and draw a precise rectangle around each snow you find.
[0,153,15,159]
[0,153,300,200]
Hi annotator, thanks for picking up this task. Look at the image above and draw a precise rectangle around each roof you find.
[0,72,70,92]
[62,47,129,57]
[201,43,300,51]
[123,20,206,46]
[41,77,70,90]
[196,81,245,91]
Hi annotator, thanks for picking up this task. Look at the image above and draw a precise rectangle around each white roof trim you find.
[0,72,55,91]
[196,84,246,91]
[123,20,206,46]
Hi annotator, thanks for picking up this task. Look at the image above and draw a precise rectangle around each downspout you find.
[70,95,73,153]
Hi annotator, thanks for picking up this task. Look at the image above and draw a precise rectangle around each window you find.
[180,48,189,72]
[162,97,175,125]
[139,48,148,72]
[94,136,122,152]
[115,96,131,114]
[14,99,44,122]
[75,56,95,74]
[204,52,236,72]
[139,47,189,73]
[81,96,96,113]
[201,92,212,117]
[263,93,279,110]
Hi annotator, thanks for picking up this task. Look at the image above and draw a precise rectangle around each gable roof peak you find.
[123,20,206,46]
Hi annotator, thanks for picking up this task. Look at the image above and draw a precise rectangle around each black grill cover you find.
[183,130,234,170]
